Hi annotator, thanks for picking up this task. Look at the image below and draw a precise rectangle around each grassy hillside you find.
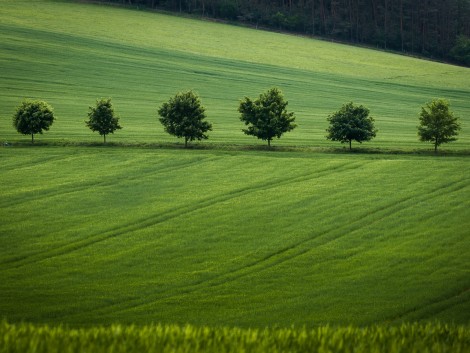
[1,0,469,149]
[1,147,469,326]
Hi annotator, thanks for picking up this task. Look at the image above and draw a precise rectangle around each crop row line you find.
[0,160,362,272]
[0,155,221,210]
[60,172,470,321]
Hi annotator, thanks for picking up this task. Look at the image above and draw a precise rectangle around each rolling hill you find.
[0,0,469,149]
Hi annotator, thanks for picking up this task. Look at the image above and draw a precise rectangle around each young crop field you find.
[0,0,469,150]
[1,320,469,353]
[0,147,469,327]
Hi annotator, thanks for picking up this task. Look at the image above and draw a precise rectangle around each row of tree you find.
[12,89,462,152]
[103,0,470,65]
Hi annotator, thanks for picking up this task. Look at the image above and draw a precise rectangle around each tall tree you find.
[86,98,122,143]
[12,100,55,143]
[239,87,296,147]
[326,102,377,150]
[450,35,470,65]
[158,90,212,147]
[418,99,461,153]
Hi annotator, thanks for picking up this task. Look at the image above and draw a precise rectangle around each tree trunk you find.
[311,0,315,35]
[31,133,34,144]
[421,0,427,53]
[400,0,404,51]
[268,138,271,147]
[384,0,388,49]
[371,0,379,31]
[185,137,188,148]
[349,0,353,41]
[349,139,352,150]
[104,134,106,144]
[434,139,438,153]
[319,0,326,34]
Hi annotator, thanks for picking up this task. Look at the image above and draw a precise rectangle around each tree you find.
[12,99,55,143]
[418,98,461,153]
[450,35,470,66]
[86,98,122,143]
[238,87,296,147]
[158,90,212,147]
[326,102,377,150]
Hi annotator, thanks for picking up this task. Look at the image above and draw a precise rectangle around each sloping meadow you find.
[0,0,469,149]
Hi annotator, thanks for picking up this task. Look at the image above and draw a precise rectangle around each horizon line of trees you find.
[101,0,470,65]
[11,90,462,153]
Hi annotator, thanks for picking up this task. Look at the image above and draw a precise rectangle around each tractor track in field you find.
[61,175,470,321]
[0,154,79,172]
[387,287,470,323]
[0,155,220,209]
[0,155,222,265]
[0,161,364,270]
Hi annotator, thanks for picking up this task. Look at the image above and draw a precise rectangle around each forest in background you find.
[102,0,470,66]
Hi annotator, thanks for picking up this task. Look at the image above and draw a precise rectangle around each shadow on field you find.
[3,139,470,156]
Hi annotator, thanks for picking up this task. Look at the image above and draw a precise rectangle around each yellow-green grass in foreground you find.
[1,321,469,353]
[0,147,469,326]
[0,0,469,150]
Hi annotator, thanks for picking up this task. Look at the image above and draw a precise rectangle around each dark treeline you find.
[105,0,470,65]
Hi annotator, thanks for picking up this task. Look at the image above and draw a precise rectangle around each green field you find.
[1,147,469,326]
[1,0,469,149]
[0,0,470,347]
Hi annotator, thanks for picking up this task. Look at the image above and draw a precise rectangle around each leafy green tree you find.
[158,90,212,147]
[326,102,377,150]
[86,98,122,143]
[238,87,296,147]
[12,99,55,143]
[450,35,470,66]
[418,98,461,153]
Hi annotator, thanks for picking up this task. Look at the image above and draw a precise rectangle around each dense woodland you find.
[104,0,470,65]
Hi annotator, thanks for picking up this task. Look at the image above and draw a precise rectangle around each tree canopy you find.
[450,35,470,66]
[238,87,296,147]
[326,102,377,150]
[12,100,55,143]
[86,98,122,143]
[158,90,212,147]
[418,99,461,152]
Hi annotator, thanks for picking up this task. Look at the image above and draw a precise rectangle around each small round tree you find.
[12,100,55,143]
[238,87,296,147]
[158,90,212,147]
[86,98,122,143]
[418,98,461,153]
[326,102,377,150]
